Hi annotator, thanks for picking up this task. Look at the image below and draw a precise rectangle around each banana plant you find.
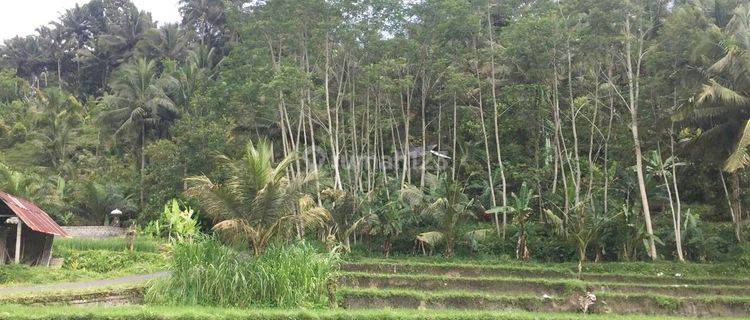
[488,182,535,260]
[545,200,624,274]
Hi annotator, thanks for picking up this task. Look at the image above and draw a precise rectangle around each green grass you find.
[349,257,750,280]
[340,286,750,304]
[0,305,740,320]
[0,284,145,304]
[0,247,166,286]
[54,237,163,253]
[341,271,750,294]
[146,239,338,308]
[342,271,586,293]
[338,287,561,303]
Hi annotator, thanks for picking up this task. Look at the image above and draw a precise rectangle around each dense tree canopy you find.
[1,0,749,262]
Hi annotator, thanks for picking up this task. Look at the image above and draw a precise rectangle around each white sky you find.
[0,0,181,41]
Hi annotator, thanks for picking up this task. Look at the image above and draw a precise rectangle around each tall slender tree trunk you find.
[420,74,428,189]
[624,17,657,260]
[567,38,582,205]
[474,39,500,236]
[452,93,458,180]
[487,2,508,235]
[57,58,62,89]
[140,122,146,211]
[324,36,343,189]
[671,92,685,262]
[604,63,616,216]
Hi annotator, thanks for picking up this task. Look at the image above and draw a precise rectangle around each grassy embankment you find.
[0,305,740,320]
[0,237,166,286]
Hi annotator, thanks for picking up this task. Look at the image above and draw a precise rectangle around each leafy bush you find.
[475,223,576,262]
[146,238,339,308]
[10,122,26,143]
[0,119,11,148]
[145,199,200,242]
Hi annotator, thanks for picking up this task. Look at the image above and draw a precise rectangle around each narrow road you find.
[0,271,169,296]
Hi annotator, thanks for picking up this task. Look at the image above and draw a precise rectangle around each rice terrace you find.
[1,0,750,319]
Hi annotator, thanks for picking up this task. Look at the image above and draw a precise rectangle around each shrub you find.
[145,199,200,242]
[10,122,26,143]
[0,119,11,147]
[146,238,339,308]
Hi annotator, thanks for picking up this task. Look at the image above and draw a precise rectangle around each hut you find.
[0,191,68,266]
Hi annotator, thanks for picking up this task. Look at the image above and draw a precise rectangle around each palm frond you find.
[696,80,748,107]
[416,231,445,247]
[544,209,565,236]
[724,119,750,172]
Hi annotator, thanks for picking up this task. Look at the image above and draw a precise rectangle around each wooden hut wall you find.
[1,223,53,266]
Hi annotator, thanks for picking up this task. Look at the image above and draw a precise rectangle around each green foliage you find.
[418,177,477,258]
[488,182,536,260]
[0,243,165,285]
[186,140,326,255]
[145,199,200,242]
[72,180,135,225]
[0,162,42,200]
[1,0,750,267]
[146,238,338,308]
[9,122,27,143]
[0,119,11,147]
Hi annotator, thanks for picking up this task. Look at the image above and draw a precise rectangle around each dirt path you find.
[0,271,168,296]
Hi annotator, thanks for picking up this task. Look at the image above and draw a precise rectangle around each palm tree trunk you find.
[140,122,146,211]
[731,171,744,242]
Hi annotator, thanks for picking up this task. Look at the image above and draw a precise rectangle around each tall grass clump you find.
[146,238,339,308]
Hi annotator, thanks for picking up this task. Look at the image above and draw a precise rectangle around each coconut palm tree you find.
[179,0,226,47]
[29,88,83,172]
[139,23,189,61]
[416,178,475,258]
[103,57,178,210]
[676,2,750,241]
[37,26,71,89]
[98,6,155,64]
[1,36,47,81]
[186,140,328,256]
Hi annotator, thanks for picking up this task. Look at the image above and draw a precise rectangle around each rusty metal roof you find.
[0,191,68,237]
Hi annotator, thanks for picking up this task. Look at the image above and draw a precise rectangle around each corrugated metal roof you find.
[0,191,68,237]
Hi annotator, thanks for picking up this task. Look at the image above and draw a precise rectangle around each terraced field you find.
[338,260,750,318]
[4,259,750,319]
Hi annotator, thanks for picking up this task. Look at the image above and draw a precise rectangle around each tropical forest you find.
[1,0,750,319]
